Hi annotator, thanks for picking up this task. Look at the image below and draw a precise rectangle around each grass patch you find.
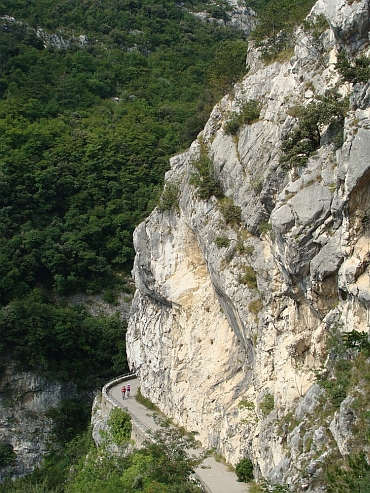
[136,387,160,412]
[239,265,257,289]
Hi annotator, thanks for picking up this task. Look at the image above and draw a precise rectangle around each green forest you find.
[0,0,247,384]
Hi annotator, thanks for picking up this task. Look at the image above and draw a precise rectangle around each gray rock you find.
[288,184,332,228]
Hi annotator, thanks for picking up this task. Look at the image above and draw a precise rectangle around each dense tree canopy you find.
[0,0,247,381]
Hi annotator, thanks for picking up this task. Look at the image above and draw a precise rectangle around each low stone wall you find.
[101,373,151,447]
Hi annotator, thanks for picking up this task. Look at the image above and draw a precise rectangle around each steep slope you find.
[126,0,370,489]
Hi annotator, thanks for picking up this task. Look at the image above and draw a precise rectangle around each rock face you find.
[127,0,370,489]
[0,359,78,479]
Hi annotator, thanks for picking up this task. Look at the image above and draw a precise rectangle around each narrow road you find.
[109,378,249,493]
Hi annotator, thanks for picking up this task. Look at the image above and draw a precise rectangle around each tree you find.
[108,408,132,445]
[141,416,209,490]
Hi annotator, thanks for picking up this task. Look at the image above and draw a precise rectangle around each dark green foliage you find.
[108,408,132,445]
[280,92,348,169]
[224,100,261,135]
[141,415,208,490]
[0,0,246,383]
[208,40,248,94]
[46,399,91,445]
[0,289,128,383]
[158,181,180,212]
[190,153,223,200]
[342,330,370,352]
[327,452,370,493]
[0,443,16,467]
[215,236,231,248]
[219,197,242,225]
[260,393,274,417]
[135,387,160,411]
[335,51,370,84]
[0,8,243,297]
[249,0,316,61]
[302,13,329,42]
[235,457,254,482]
[239,265,257,289]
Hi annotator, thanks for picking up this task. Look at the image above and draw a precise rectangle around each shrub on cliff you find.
[235,457,254,482]
[158,181,180,212]
[335,51,370,84]
[224,100,261,135]
[190,154,223,200]
[280,91,348,169]
[0,443,16,467]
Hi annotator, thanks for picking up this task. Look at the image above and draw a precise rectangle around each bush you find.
[108,407,132,445]
[280,92,348,169]
[258,222,272,235]
[327,452,370,493]
[190,153,223,200]
[239,265,257,289]
[158,181,180,212]
[248,299,263,316]
[260,393,274,417]
[0,443,16,467]
[215,236,230,248]
[335,50,370,84]
[235,457,254,482]
[219,197,242,225]
[224,100,261,135]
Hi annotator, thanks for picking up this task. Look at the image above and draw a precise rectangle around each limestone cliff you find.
[0,359,78,478]
[126,0,370,490]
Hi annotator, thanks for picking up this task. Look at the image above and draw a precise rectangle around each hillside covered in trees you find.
[0,0,248,385]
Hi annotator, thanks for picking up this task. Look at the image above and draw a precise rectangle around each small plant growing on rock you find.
[158,181,180,212]
[303,13,329,42]
[224,100,261,135]
[238,399,255,411]
[260,393,274,417]
[239,265,257,289]
[190,153,223,200]
[219,197,242,226]
[215,236,230,248]
[258,222,272,235]
[248,299,263,317]
[280,91,348,169]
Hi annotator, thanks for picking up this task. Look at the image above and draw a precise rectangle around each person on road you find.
[121,386,126,399]
[126,384,130,398]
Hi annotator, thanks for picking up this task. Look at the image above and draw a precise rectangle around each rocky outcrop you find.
[0,360,78,479]
[127,0,370,490]
[191,0,257,35]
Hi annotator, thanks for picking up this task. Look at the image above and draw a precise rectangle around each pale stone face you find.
[127,0,370,488]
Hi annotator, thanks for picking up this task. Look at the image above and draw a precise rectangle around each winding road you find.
[109,377,249,493]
